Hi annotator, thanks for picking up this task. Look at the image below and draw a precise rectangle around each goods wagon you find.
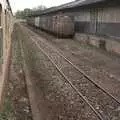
[52,14,74,37]
[27,13,74,37]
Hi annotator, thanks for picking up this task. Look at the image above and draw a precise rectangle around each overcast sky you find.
[10,0,73,13]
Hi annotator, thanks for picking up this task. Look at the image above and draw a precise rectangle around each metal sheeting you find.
[35,17,40,27]
[30,0,105,16]
[74,10,91,22]
[74,6,120,23]
[98,7,120,23]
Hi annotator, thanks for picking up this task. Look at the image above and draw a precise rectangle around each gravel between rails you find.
[20,24,120,120]
[18,23,100,120]
[27,24,120,81]
[25,24,120,101]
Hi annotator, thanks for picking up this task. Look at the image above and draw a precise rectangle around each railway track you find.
[21,25,120,120]
[27,24,120,83]
[30,36,120,104]
[19,27,99,120]
[31,37,120,120]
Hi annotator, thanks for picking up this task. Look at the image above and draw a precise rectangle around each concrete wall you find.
[74,33,120,55]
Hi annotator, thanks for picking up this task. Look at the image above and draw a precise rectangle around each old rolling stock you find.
[0,0,13,58]
[53,14,74,37]
[0,0,13,108]
[27,13,74,37]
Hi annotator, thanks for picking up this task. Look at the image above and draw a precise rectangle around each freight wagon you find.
[27,13,74,37]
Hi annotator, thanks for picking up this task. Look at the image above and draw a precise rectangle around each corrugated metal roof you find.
[31,0,105,16]
[55,0,103,10]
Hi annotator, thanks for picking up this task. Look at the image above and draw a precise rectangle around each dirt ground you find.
[0,24,32,120]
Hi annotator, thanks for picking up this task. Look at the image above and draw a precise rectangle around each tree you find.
[15,5,47,19]
[15,10,22,19]
[37,5,47,10]
[23,8,32,16]
[15,8,32,19]
[32,5,47,11]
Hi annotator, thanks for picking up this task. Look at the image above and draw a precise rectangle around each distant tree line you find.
[15,5,47,19]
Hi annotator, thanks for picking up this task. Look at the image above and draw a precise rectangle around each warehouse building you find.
[28,0,120,55]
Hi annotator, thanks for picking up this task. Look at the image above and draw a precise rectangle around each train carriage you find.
[0,0,13,109]
[27,12,74,37]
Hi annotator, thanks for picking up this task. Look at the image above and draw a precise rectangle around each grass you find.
[0,99,14,120]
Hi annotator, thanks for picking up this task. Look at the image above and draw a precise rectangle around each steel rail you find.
[21,24,120,119]
[31,37,104,120]
[35,36,120,105]
[54,47,120,104]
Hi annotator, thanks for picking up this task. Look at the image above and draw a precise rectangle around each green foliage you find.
[15,5,47,19]
[0,99,14,120]
[32,5,47,11]
[15,8,32,19]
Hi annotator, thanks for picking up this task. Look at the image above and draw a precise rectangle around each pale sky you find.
[10,0,74,13]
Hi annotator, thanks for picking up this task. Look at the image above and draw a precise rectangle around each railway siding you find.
[20,24,120,120]
[18,23,99,120]
[25,24,120,101]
